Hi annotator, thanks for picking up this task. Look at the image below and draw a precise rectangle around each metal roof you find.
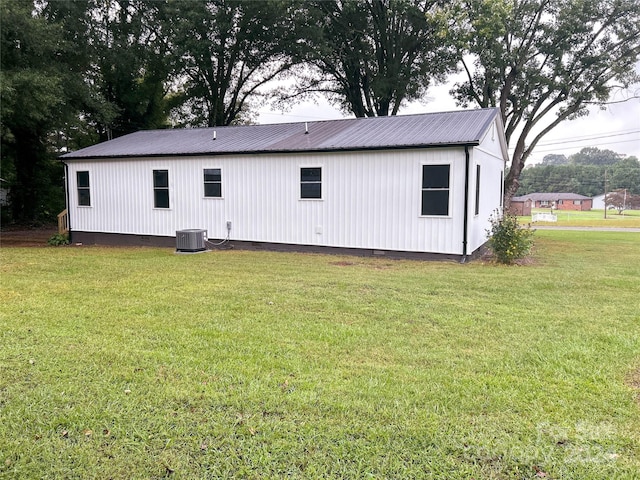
[61,108,501,160]
[513,192,592,201]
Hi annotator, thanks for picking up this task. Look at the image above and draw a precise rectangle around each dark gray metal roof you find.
[61,108,500,159]
[513,192,592,201]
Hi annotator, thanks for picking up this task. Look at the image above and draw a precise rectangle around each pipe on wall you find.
[62,161,72,243]
[461,146,470,262]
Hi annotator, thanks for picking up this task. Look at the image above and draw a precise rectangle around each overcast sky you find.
[257,79,640,165]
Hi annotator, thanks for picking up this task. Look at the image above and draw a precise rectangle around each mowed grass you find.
[1,230,639,479]
[523,208,640,228]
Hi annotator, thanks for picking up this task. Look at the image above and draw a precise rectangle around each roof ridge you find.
[130,107,499,134]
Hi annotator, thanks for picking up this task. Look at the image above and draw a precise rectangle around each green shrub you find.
[486,210,535,264]
[47,233,69,246]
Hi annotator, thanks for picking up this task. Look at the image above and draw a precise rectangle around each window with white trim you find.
[153,170,169,208]
[301,167,321,199]
[421,165,450,216]
[77,171,91,206]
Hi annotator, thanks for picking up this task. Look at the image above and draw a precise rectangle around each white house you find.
[592,193,605,210]
[60,108,507,260]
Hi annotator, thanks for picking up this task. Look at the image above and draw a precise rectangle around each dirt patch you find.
[0,226,57,247]
[330,261,356,267]
[626,367,640,406]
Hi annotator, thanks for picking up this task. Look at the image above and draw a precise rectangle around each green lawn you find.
[522,209,640,228]
[1,230,639,479]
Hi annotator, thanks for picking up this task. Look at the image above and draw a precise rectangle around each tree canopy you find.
[517,148,640,197]
[1,0,101,221]
[87,0,178,139]
[168,0,298,127]
[451,0,640,205]
[289,0,457,117]
[1,0,639,222]
[540,154,568,166]
[605,189,640,214]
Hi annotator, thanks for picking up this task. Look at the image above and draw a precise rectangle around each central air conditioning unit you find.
[176,229,207,252]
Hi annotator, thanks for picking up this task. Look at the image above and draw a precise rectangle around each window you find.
[573,200,581,205]
[77,171,90,206]
[474,165,481,215]
[153,170,169,208]
[540,200,549,207]
[301,167,321,199]
[421,165,450,216]
[204,168,222,197]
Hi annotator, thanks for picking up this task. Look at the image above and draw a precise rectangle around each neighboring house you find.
[60,108,508,260]
[591,193,605,210]
[509,196,532,216]
[517,192,593,211]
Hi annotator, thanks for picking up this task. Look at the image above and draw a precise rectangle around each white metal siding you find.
[467,119,506,252]
[66,147,474,255]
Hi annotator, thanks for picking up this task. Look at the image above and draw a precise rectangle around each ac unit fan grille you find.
[176,229,207,252]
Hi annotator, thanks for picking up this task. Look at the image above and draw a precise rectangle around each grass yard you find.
[522,209,640,228]
[1,230,639,479]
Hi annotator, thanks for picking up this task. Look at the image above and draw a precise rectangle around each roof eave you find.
[59,141,481,161]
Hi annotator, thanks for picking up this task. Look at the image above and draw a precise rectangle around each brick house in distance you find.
[513,193,593,212]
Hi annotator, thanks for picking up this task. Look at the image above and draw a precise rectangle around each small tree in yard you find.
[605,190,640,214]
[486,211,535,265]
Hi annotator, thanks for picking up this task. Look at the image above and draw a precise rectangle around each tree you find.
[609,156,640,194]
[0,0,99,222]
[87,0,179,140]
[605,189,640,214]
[517,148,640,197]
[518,164,606,196]
[569,147,624,166]
[166,0,298,127]
[452,0,640,206]
[291,0,457,117]
[540,154,568,166]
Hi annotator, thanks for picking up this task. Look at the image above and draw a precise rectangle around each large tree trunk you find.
[503,125,533,209]
[503,169,521,211]
[11,128,47,223]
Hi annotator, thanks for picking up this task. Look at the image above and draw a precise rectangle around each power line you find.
[534,130,640,147]
[530,138,640,154]
[509,137,640,153]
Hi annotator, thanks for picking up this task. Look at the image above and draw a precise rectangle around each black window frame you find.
[300,167,322,199]
[203,168,222,198]
[77,171,91,207]
[474,165,481,216]
[421,164,450,216]
[153,169,170,209]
